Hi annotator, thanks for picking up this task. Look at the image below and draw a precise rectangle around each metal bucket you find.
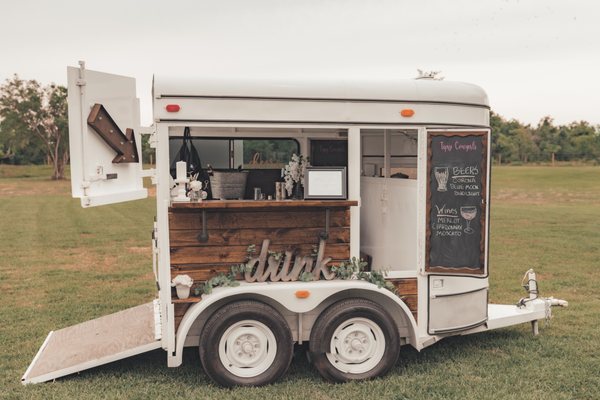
[210,171,249,199]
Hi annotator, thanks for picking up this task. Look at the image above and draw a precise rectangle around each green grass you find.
[1,165,599,400]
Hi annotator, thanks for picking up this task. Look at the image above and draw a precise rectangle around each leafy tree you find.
[513,127,537,163]
[491,112,600,164]
[534,117,561,162]
[0,75,68,179]
[567,121,600,160]
[491,112,530,163]
[0,80,45,164]
[495,132,519,163]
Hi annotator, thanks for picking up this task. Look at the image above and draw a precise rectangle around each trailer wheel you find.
[199,300,293,387]
[309,298,399,382]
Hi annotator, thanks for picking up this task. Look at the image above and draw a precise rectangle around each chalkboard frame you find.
[309,139,348,167]
[425,130,489,274]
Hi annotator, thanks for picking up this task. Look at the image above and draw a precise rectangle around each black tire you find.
[308,298,400,382]
[199,300,293,387]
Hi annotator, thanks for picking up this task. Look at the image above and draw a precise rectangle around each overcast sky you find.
[1,0,598,126]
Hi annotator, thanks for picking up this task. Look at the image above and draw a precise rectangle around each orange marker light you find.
[400,109,415,117]
[166,104,181,112]
[295,290,310,299]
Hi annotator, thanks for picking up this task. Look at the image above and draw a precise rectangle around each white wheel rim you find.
[326,317,386,374]
[218,320,277,378]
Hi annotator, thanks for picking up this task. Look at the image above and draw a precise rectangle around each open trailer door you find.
[67,62,147,208]
[425,129,491,334]
[21,64,160,385]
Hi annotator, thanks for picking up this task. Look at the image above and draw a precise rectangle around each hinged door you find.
[425,129,490,275]
[67,62,147,207]
[424,128,491,334]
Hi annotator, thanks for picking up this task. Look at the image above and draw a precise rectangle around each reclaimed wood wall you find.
[169,207,419,329]
[169,207,351,279]
[389,278,418,321]
[169,206,351,328]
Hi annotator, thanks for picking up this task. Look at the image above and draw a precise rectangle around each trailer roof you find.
[153,76,489,107]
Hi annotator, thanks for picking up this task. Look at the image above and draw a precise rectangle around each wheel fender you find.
[170,280,418,367]
[308,289,417,353]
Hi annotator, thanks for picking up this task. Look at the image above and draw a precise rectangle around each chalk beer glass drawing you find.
[434,166,449,191]
[460,206,477,234]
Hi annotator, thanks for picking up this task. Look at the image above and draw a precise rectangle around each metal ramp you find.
[22,301,161,384]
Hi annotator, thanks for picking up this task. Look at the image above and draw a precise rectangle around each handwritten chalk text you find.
[439,140,478,153]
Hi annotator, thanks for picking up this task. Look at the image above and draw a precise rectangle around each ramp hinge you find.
[153,299,162,341]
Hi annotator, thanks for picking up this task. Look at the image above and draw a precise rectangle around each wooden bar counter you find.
[170,199,358,210]
[169,199,357,325]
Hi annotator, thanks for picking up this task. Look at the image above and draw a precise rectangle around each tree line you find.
[0,76,68,179]
[1,76,599,180]
[491,112,600,164]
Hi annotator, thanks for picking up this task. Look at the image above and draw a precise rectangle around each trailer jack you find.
[516,269,568,335]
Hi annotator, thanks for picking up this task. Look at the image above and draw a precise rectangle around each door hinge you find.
[153,299,162,340]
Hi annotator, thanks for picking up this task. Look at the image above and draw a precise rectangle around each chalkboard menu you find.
[426,131,488,273]
[310,140,348,167]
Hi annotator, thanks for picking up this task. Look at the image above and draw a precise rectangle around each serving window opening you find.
[167,126,349,200]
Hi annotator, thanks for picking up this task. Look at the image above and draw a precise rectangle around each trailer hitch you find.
[516,269,568,335]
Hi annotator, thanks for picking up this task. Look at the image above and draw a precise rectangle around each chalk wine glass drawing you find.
[460,206,477,234]
[434,166,449,192]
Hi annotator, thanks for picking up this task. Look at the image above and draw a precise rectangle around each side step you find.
[22,301,162,384]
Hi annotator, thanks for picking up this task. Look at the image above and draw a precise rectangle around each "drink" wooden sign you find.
[244,238,335,282]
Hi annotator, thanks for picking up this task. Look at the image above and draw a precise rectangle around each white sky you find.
[1,0,598,126]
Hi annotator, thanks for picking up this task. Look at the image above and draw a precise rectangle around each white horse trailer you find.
[22,62,567,386]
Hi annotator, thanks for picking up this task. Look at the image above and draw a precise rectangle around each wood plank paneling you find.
[392,278,417,295]
[171,264,232,281]
[174,303,191,317]
[401,295,418,312]
[174,303,192,332]
[169,209,350,230]
[170,199,358,209]
[169,227,350,247]
[170,243,350,265]
[171,260,347,282]
[170,206,353,325]
[389,278,419,321]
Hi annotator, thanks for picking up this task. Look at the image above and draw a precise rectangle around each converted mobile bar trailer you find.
[22,62,567,386]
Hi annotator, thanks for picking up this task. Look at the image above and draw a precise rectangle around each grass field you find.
[1,165,599,400]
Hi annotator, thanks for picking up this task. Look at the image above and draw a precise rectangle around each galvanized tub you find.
[210,170,249,199]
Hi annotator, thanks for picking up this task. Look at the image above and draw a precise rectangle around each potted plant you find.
[171,274,194,299]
